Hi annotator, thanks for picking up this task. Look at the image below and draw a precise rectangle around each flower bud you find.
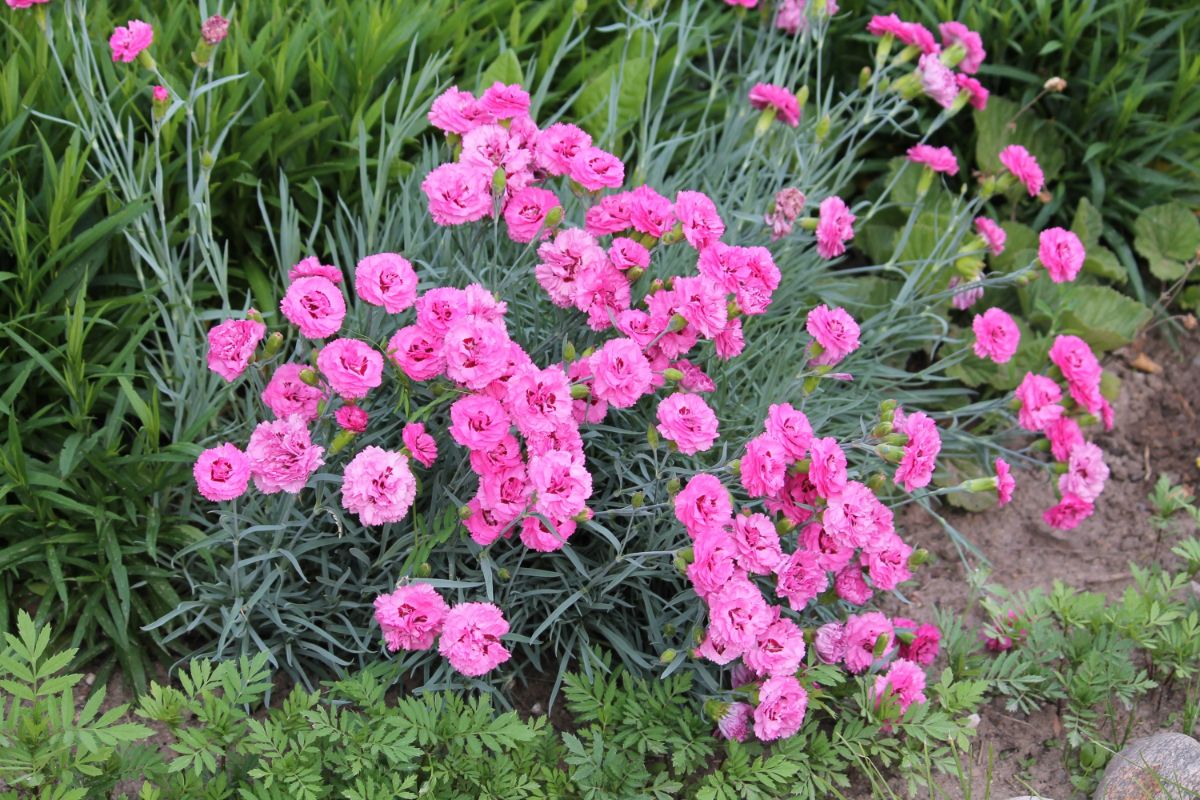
[814,114,831,143]
[329,429,357,455]
[573,0,587,16]
[631,491,645,508]
[201,151,215,171]
[728,459,741,476]
[788,458,811,475]
[638,232,659,249]
[498,568,511,581]
[872,421,893,438]
[802,376,820,395]
[663,623,676,637]
[659,649,678,665]
[415,562,432,578]
[299,368,320,386]
[626,266,645,282]
[669,313,688,332]
[663,368,684,383]
[1044,76,1067,93]
[570,384,590,400]
[137,49,156,71]
[874,32,895,70]
[544,205,564,229]
[263,331,283,357]
[961,477,999,493]
[798,216,819,232]
[660,222,684,245]
[908,548,929,568]
[647,425,660,449]
[775,517,796,535]
[704,699,729,720]
[796,85,810,109]
[458,505,473,520]
[858,67,871,92]
[562,340,576,362]
[867,473,887,492]
[872,632,891,658]
[666,477,681,496]
[875,444,905,463]
[884,432,909,446]
[491,167,507,195]
[916,166,935,197]
[754,106,778,137]
[572,508,593,523]
[879,399,897,421]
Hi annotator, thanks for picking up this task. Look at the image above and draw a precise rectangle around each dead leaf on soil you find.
[1127,352,1162,374]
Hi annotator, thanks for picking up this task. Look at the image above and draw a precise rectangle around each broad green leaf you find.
[1083,246,1126,284]
[974,96,1064,184]
[990,221,1037,274]
[573,56,650,138]
[1058,284,1152,351]
[477,50,523,94]
[1071,197,1103,249]
[1133,202,1200,281]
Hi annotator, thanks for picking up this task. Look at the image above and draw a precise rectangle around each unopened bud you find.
[754,106,778,137]
[875,444,905,463]
[631,491,645,508]
[884,432,909,446]
[415,562,432,578]
[775,517,796,535]
[663,623,676,637]
[659,649,678,665]
[491,168,507,195]
[867,473,887,492]
[663,368,684,383]
[563,341,576,362]
[329,429,357,455]
[570,384,590,400]
[814,114,832,143]
[638,232,659,249]
[262,331,283,357]
[647,425,660,449]
[703,699,728,720]
[798,217,818,232]
[858,66,871,92]
[666,477,681,496]
[728,459,741,476]
[572,508,593,523]
[458,505,473,520]
[1044,76,1067,93]
[201,150,215,171]
[908,548,930,568]
[669,313,688,332]
[872,422,893,438]
[880,399,897,420]
[299,368,320,386]
[872,632,891,658]
[626,266,645,282]
[796,86,810,109]
[498,568,511,581]
[573,0,587,15]
[961,477,999,493]
[789,458,811,475]
[802,376,820,395]
[544,205,563,229]
[660,222,684,245]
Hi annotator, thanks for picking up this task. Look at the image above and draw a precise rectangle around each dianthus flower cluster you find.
[373,583,512,677]
[867,14,988,110]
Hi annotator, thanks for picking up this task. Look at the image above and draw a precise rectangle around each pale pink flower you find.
[861,532,913,590]
[956,73,989,110]
[478,81,530,120]
[894,410,942,492]
[109,20,153,63]
[814,621,846,664]
[1014,372,1064,432]
[843,611,894,674]
[519,515,577,553]
[506,365,573,436]
[774,0,804,34]
[748,83,800,127]
[438,603,511,677]
[730,513,784,575]
[716,703,754,742]
[753,676,808,741]
[815,197,856,259]
[1049,334,1103,415]
[799,521,855,573]
[590,338,653,408]
[373,584,448,652]
[974,216,1006,255]
[1045,416,1085,463]
[687,528,740,599]
[449,394,511,451]
[765,403,813,461]
[674,190,725,250]
[341,447,416,525]
[422,162,493,226]
[673,275,728,339]
[460,124,533,192]
[628,185,675,238]
[443,318,511,390]
[6,0,52,8]
[1043,493,1094,531]
[907,144,958,175]
[608,237,650,271]
[194,443,250,502]
[873,659,928,715]
[995,457,1015,506]
[707,577,773,656]
[335,405,368,433]
[206,317,265,382]
[1038,227,1085,283]
[971,309,1019,366]
[1059,442,1109,502]
[288,256,342,283]
[535,123,592,175]
[734,246,781,317]
[529,450,592,520]
[355,253,417,313]
[246,415,325,495]
[773,548,828,611]
[387,325,445,382]
[713,318,745,360]
[834,563,874,605]
[949,277,985,310]
[584,193,634,236]
[808,436,848,498]
[535,227,606,308]
[502,187,561,243]
[918,53,959,108]
[999,145,1045,197]
[656,392,720,455]
[317,338,383,399]
[823,481,892,550]
[261,364,325,422]
[938,21,985,73]
[674,473,733,538]
[569,147,625,191]
[200,14,229,45]
[280,276,346,339]
[745,613,806,678]
[740,434,789,499]
[806,303,861,365]
[402,423,438,467]
[673,359,715,393]
[573,259,631,331]
[428,87,490,135]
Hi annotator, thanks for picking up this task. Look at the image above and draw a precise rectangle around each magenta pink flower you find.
[815,197,857,260]
[628,184,675,238]
[707,577,773,655]
[748,83,800,127]
[261,364,325,422]
[535,227,606,308]
[714,317,745,360]
[907,144,958,175]
[317,338,383,399]
[918,53,959,108]
[478,81,530,120]
[519,515,576,552]
[1049,334,1103,415]
[194,443,250,502]
[401,423,438,468]
[6,0,52,8]
[1059,442,1109,502]
[687,528,740,599]
[608,237,650,271]
[867,15,938,54]
[999,145,1044,197]
[674,473,733,538]
[773,548,828,611]
[843,611,894,674]
[335,405,368,433]
[674,190,725,250]
[109,20,153,63]
[764,403,813,462]
[730,513,784,575]
[897,620,941,666]
[672,276,727,339]
[288,256,342,283]
[656,392,720,455]
[861,531,913,590]
[873,658,928,715]
[716,703,754,742]
[206,317,265,382]
[438,602,511,676]
[1045,416,1085,463]
[478,464,531,522]
[1043,493,1094,531]
[449,394,510,451]
[502,187,560,244]
[894,410,941,493]
[152,85,169,103]
[753,675,808,741]
[574,259,632,331]
[814,621,847,664]
[387,325,445,382]
[281,276,346,339]
[740,434,788,499]
[994,457,1015,506]
[422,162,493,226]
[955,73,989,110]
[246,415,325,495]
[589,338,653,408]
[529,450,592,520]
[806,303,861,365]
[974,216,1006,255]
[460,125,533,192]
[824,481,891,550]
[808,436,848,498]
[341,446,416,525]
[744,614,807,678]
[428,87,490,135]
[1014,372,1064,432]
[569,147,625,191]
[774,0,804,34]
[673,359,715,394]
[355,253,417,313]
[535,123,592,175]
[200,14,229,45]
[1038,227,1085,283]
[462,497,513,546]
[972,307,1020,363]
[443,318,511,390]
[373,583,448,652]
[938,21,986,73]
[834,563,873,605]
[506,365,573,436]
[800,521,854,572]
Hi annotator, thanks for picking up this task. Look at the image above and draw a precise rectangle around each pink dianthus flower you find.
[261,364,325,422]
[1014,372,1064,432]
[814,197,856,259]
[402,423,438,467]
[907,144,958,175]
[656,392,720,455]
[806,303,861,365]
[1043,493,1094,531]
[373,584,447,652]
[246,415,325,495]
[422,162,494,226]
[972,307,1020,364]
[280,276,346,339]
[438,603,512,677]
[206,317,265,382]
[674,473,733,538]
[999,145,1044,197]
[355,253,417,313]
[1038,227,1086,283]
[1059,442,1109,502]
[317,338,384,399]
[341,447,416,525]
[974,217,1006,255]
[335,405,368,433]
[753,676,808,741]
[109,20,153,63]
[748,83,800,127]
[193,443,250,502]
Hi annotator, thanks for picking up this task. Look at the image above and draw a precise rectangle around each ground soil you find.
[865,325,1200,800]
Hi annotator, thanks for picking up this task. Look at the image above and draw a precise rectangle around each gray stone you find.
[1094,732,1200,800]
